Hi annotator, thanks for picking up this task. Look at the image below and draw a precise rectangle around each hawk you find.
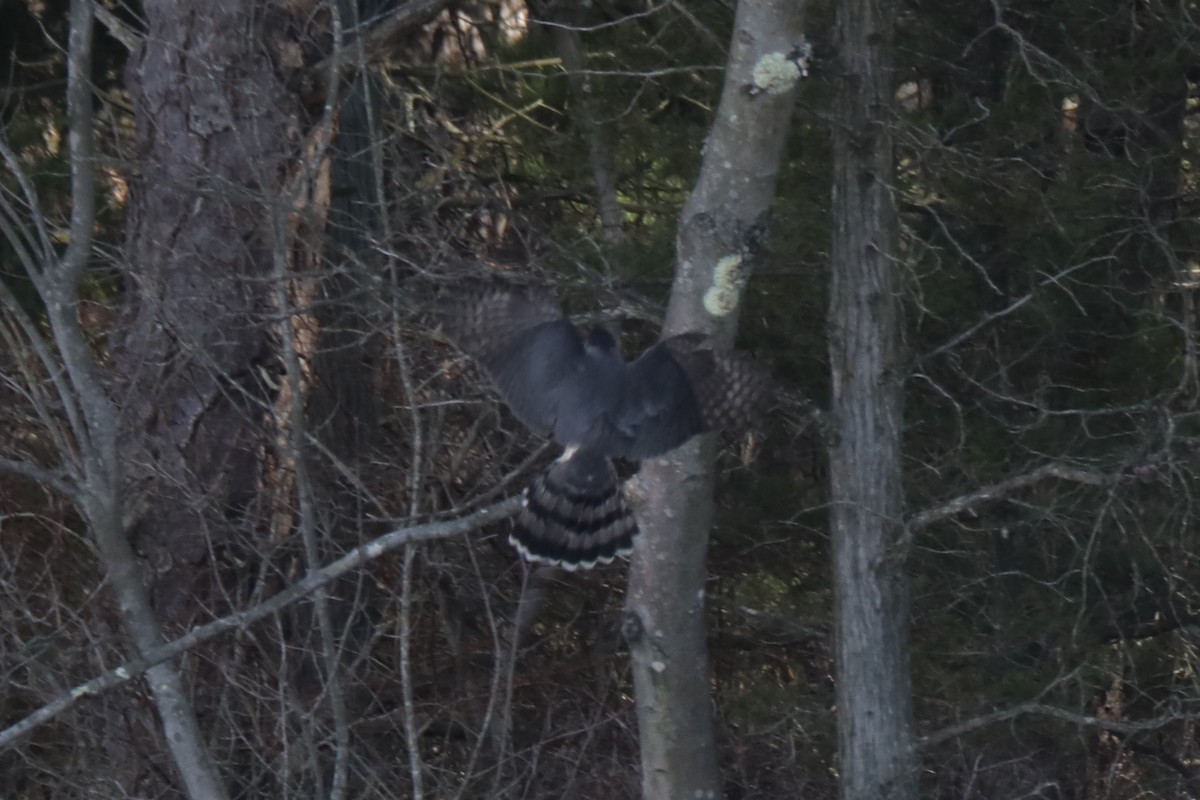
[443,280,770,569]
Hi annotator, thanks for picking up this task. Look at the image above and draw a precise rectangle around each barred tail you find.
[512,450,637,570]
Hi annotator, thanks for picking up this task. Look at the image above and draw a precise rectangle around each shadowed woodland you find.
[2,0,1200,798]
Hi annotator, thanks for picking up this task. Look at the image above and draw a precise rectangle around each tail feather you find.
[512,451,637,569]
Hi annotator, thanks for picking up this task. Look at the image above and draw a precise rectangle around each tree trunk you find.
[117,0,303,625]
[112,0,305,788]
[37,1,240,796]
[624,2,806,797]
[545,0,624,244]
[828,0,917,797]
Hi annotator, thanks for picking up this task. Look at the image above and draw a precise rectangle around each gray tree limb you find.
[49,3,231,798]
[920,701,1185,748]
[623,2,806,797]
[0,498,521,752]
[907,462,1113,532]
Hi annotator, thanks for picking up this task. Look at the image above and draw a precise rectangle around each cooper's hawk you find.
[444,280,770,569]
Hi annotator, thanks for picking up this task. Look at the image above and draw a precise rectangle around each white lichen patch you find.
[752,51,802,96]
[703,254,745,316]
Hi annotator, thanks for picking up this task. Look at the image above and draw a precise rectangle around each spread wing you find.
[610,341,704,459]
[612,333,771,459]
[661,334,773,432]
[442,282,585,436]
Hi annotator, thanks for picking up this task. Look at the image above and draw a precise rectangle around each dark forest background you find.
[2,0,1199,798]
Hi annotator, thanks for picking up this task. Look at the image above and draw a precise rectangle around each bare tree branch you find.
[0,457,79,499]
[920,701,1185,749]
[92,1,140,52]
[297,0,454,104]
[913,256,1115,371]
[907,462,1114,532]
[60,0,96,292]
[52,5,234,797]
[0,139,57,270]
[0,497,521,751]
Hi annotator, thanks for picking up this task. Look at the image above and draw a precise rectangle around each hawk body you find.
[445,280,769,569]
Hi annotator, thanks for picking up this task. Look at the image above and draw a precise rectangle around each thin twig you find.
[920,701,1184,748]
[907,462,1114,531]
[0,497,522,751]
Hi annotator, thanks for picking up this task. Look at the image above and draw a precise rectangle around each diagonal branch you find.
[0,457,79,500]
[920,700,1184,748]
[907,462,1114,532]
[295,0,454,104]
[912,256,1116,371]
[93,2,140,52]
[0,497,521,751]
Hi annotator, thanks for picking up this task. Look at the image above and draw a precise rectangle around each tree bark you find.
[106,0,306,788]
[624,2,805,797]
[33,1,234,796]
[117,0,303,624]
[828,0,917,797]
